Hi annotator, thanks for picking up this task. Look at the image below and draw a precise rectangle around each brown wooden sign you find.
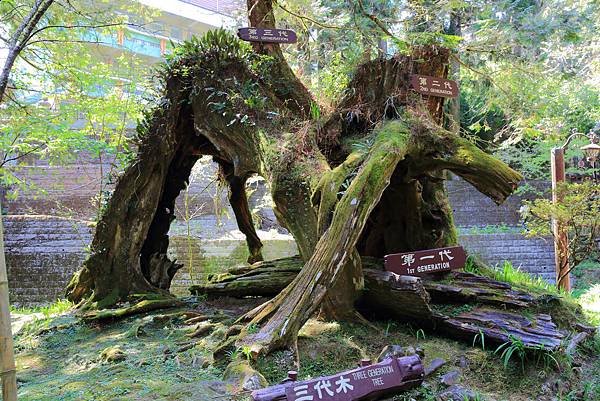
[410,74,459,98]
[384,246,467,276]
[238,27,297,44]
[252,355,423,401]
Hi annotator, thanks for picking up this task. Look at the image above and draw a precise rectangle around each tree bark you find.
[0,200,17,401]
[0,0,55,103]
[230,120,412,357]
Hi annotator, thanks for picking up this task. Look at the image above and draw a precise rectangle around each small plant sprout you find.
[473,329,486,351]
[241,345,253,361]
[247,323,259,334]
[415,329,426,341]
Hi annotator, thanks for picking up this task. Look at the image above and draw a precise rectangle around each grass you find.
[457,224,521,235]
[11,299,73,317]
[14,308,225,401]
[578,284,600,325]
[465,258,567,297]
[10,299,600,401]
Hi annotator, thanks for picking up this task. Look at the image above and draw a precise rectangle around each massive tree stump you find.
[66,0,526,357]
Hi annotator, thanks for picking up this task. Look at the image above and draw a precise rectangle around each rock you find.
[100,346,126,363]
[424,358,446,377]
[437,385,477,401]
[457,355,468,369]
[440,370,461,386]
[223,360,268,391]
[377,345,425,362]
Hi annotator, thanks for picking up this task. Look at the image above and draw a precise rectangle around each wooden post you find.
[550,147,571,291]
[0,200,17,400]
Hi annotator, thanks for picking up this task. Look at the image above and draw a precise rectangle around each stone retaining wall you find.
[2,158,558,305]
[458,233,556,282]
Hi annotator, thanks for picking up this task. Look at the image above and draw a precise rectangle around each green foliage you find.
[0,0,154,201]
[524,181,600,275]
[578,284,600,325]
[495,336,527,372]
[10,299,73,317]
[473,329,486,351]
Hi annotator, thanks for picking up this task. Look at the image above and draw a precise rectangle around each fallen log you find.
[189,256,303,297]
[433,309,564,350]
[422,271,537,309]
[359,270,433,321]
[190,259,567,351]
[189,256,382,298]
[362,270,565,351]
[251,355,423,401]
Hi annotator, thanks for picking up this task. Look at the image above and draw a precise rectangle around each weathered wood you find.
[233,121,411,358]
[422,271,537,309]
[434,309,564,351]
[566,332,588,356]
[0,203,17,401]
[361,269,433,321]
[191,258,566,351]
[251,355,424,401]
[190,256,303,297]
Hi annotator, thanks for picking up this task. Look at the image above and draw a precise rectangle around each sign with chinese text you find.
[384,246,467,276]
[410,75,459,98]
[284,357,416,401]
[237,27,297,44]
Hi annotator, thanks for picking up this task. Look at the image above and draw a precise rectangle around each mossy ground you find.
[12,282,600,401]
[13,299,231,401]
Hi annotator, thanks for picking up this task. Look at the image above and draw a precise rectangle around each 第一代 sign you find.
[237,27,297,44]
[384,246,467,276]
[410,74,459,98]
[285,357,406,401]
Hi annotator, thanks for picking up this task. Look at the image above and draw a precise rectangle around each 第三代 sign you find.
[237,27,297,44]
[410,74,459,98]
[384,246,467,276]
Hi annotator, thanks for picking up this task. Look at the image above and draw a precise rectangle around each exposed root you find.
[81,298,184,322]
[184,315,210,325]
[186,322,217,338]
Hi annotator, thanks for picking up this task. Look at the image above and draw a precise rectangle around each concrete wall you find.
[2,158,557,305]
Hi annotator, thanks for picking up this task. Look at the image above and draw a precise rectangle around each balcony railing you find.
[179,0,241,16]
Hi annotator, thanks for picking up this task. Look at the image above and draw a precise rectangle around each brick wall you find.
[3,216,93,304]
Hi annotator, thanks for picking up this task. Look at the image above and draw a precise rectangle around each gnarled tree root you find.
[81,298,185,322]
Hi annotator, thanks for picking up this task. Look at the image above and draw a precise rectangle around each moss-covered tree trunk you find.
[66,0,521,355]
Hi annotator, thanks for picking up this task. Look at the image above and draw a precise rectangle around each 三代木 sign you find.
[237,27,297,44]
[284,357,411,401]
[410,74,459,98]
[384,246,467,276]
